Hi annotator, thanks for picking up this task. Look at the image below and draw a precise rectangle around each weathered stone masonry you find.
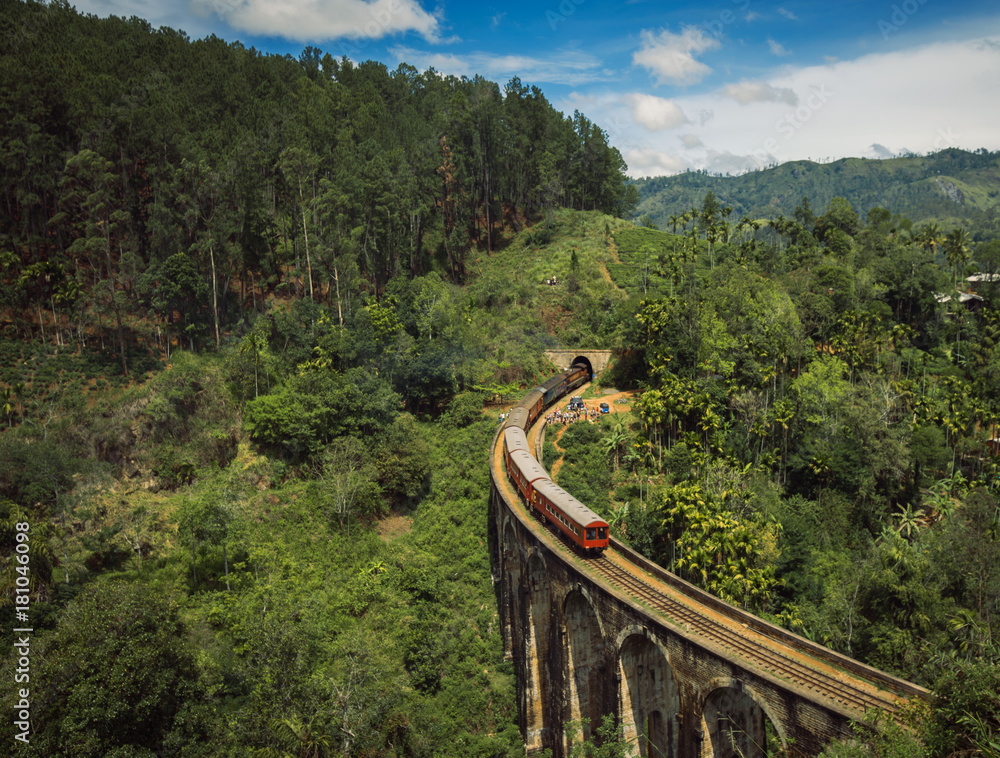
[488,433,927,758]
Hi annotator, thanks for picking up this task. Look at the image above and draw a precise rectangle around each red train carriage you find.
[519,389,545,427]
[503,427,531,470]
[504,406,531,433]
[506,449,550,502]
[530,479,609,553]
[521,364,589,426]
[502,364,590,430]
[500,362,607,554]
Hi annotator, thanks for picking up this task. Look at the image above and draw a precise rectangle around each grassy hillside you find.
[468,209,632,349]
[634,148,1000,233]
[5,203,999,757]
[0,209,631,758]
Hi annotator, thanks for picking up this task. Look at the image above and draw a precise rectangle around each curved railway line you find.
[580,553,903,717]
[492,377,927,732]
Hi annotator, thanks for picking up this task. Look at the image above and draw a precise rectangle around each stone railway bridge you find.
[488,362,928,757]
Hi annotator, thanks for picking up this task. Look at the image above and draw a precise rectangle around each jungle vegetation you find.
[633,149,1000,238]
[1,1,999,756]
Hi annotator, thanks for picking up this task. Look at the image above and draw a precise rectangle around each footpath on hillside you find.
[540,384,638,480]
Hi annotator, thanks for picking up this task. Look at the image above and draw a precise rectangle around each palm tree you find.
[893,503,923,542]
[668,213,680,233]
[944,227,972,289]
[607,502,630,538]
[916,222,941,257]
[706,225,722,269]
[258,714,331,758]
[768,215,789,252]
[1,388,12,428]
[602,419,630,473]
[736,216,761,244]
[720,205,733,243]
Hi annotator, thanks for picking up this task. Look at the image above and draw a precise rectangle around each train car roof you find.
[532,478,609,528]
[504,407,530,431]
[504,426,530,454]
[538,374,565,392]
[509,450,550,483]
[519,389,544,408]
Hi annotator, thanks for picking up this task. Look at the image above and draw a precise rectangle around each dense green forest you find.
[1,1,1000,756]
[573,195,1000,756]
[633,150,1000,237]
[0,0,635,374]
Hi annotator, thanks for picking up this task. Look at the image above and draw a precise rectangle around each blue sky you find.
[70,0,1000,177]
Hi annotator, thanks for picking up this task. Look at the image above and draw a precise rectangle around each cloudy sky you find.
[70,0,1000,177]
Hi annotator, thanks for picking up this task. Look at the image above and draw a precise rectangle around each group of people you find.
[545,405,601,426]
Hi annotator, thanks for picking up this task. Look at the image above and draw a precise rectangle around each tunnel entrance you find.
[571,356,595,380]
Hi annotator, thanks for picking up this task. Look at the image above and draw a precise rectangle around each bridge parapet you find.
[488,419,928,758]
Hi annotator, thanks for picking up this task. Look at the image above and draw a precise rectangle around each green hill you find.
[634,148,1000,234]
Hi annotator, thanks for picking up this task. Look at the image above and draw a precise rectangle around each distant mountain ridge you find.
[633,148,1000,234]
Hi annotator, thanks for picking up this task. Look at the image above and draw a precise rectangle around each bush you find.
[2,582,205,757]
[440,392,485,429]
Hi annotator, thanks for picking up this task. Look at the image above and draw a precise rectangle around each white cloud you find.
[607,36,1000,178]
[391,47,612,86]
[867,143,895,159]
[622,93,688,130]
[722,80,798,105]
[632,26,720,86]
[777,7,797,20]
[624,147,689,177]
[188,0,442,43]
[390,49,471,76]
[491,12,506,29]
[704,149,773,175]
[74,0,214,36]
[767,38,790,56]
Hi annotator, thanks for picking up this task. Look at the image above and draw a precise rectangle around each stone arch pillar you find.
[501,518,521,662]
[617,629,679,758]
[524,549,552,751]
[563,588,608,751]
[699,679,784,758]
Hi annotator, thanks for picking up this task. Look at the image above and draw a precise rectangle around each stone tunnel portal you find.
[570,356,594,380]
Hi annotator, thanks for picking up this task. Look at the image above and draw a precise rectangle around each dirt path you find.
[542,384,639,480]
[601,239,623,288]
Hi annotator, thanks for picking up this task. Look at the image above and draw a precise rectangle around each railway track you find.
[502,393,922,724]
[579,550,904,717]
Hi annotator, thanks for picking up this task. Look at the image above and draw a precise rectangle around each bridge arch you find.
[501,518,521,662]
[489,369,928,757]
[562,587,608,750]
[525,550,552,749]
[616,628,679,758]
[698,678,785,758]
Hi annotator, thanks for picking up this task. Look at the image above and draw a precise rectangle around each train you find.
[501,364,610,554]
